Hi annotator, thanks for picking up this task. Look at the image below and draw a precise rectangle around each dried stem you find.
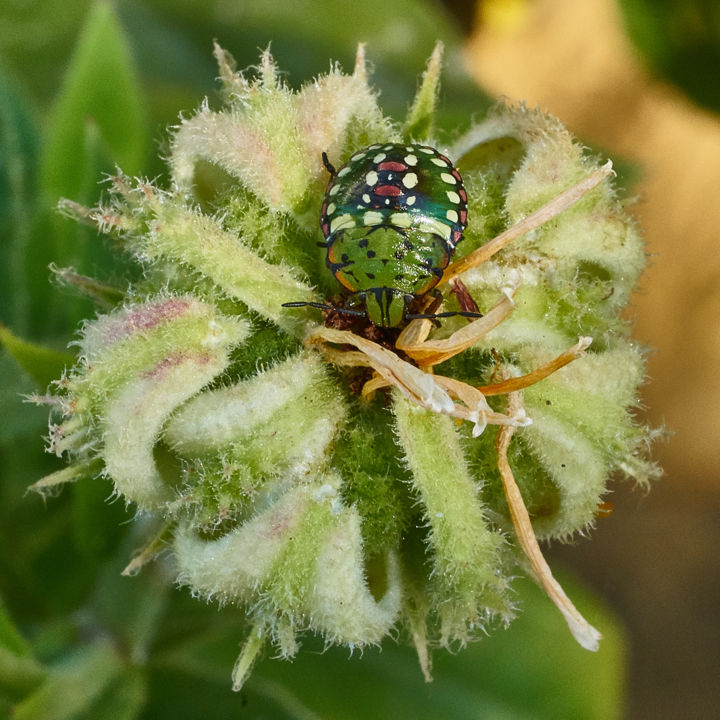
[495,393,602,651]
[441,162,615,284]
[307,326,528,436]
[478,337,592,395]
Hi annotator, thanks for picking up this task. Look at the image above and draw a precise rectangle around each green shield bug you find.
[284,143,483,328]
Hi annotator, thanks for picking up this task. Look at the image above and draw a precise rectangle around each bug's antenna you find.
[282,301,366,317]
[321,152,337,177]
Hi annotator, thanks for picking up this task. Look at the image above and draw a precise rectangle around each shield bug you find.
[283,143,482,327]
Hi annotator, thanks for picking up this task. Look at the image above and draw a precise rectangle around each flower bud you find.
[40,45,659,689]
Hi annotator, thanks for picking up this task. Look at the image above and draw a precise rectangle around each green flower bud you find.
[39,44,659,688]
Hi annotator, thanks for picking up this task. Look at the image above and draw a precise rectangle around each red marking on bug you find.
[374,184,403,197]
[452,169,462,183]
[322,223,330,236]
[438,154,451,165]
[451,229,463,245]
[321,202,327,216]
[459,209,467,225]
[376,161,407,172]
[459,188,467,203]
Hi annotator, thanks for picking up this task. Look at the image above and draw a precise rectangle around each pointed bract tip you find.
[213,40,237,75]
[232,626,266,692]
[354,43,368,81]
[601,159,615,176]
[429,40,444,67]
[259,45,278,89]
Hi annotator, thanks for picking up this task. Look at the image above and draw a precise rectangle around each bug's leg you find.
[405,289,484,323]
[321,152,336,177]
[448,277,481,316]
[440,162,615,284]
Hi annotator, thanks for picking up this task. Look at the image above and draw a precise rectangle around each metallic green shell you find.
[320,142,468,326]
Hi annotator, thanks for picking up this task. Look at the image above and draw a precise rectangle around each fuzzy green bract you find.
[40,42,658,688]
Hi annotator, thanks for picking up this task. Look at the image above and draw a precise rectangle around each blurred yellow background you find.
[465,0,720,716]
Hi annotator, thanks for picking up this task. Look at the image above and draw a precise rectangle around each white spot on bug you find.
[351,152,366,162]
[402,173,418,189]
[387,173,394,180]
[405,146,415,152]
[363,211,384,226]
[419,147,434,154]
[337,166,351,177]
[330,214,356,232]
[329,184,340,196]
[446,209,459,223]
[406,195,416,206]
[431,157,449,167]
[385,199,390,205]
[389,212,412,228]
[404,154,418,166]
[446,190,461,204]
[365,170,378,186]
[382,144,394,151]
[327,203,336,214]
[373,152,386,163]
[440,172,457,185]
[362,193,371,203]
[368,143,382,150]
[422,217,452,240]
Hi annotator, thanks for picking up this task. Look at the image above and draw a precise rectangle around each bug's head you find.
[360,288,408,328]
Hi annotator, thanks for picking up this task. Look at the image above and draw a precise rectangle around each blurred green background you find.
[1,1,718,717]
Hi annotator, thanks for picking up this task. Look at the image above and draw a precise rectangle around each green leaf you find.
[28,0,148,335]
[0,647,47,703]
[40,0,147,203]
[0,595,33,658]
[0,324,73,388]
[0,67,39,334]
[0,598,46,702]
[13,639,124,720]
[75,666,146,720]
[0,0,91,104]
